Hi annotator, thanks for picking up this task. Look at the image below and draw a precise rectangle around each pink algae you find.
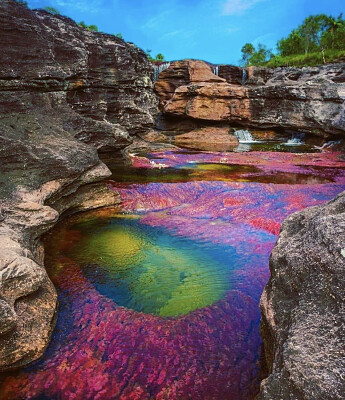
[1,149,345,400]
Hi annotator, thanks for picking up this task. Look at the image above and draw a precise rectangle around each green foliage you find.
[145,50,165,62]
[155,53,165,62]
[88,25,99,32]
[240,43,272,66]
[275,13,345,64]
[266,49,345,67]
[145,49,154,61]
[44,6,60,15]
[240,43,255,66]
[78,21,98,32]
[242,13,345,67]
[115,33,123,39]
[277,29,305,56]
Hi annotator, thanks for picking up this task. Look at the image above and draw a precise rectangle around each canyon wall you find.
[154,60,345,140]
[1,4,344,400]
[0,0,156,370]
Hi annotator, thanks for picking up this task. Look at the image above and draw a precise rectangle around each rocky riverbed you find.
[0,1,344,399]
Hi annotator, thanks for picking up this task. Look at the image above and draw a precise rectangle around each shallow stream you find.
[1,139,345,400]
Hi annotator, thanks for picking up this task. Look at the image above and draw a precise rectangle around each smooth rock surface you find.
[258,191,345,400]
[173,126,239,151]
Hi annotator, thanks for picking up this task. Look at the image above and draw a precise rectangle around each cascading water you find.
[284,133,305,146]
[2,145,345,400]
[212,65,219,76]
[242,68,247,85]
[234,129,257,143]
[153,62,171,82]
[315,140,341,150]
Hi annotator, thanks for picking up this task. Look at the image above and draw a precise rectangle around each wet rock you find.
[173,126,238,151]
[156,61,345,138]
[164,82,250,122]
[258,191,345,400]
[0,0,155,370]
[154,60,225,107]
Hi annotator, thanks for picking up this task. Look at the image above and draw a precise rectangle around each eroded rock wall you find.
[155,60,345,138]
[0,0,156,370]
[258,191,345,400]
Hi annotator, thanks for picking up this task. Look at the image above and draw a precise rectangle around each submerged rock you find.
[0,0,156,370]
[258,191,345,400]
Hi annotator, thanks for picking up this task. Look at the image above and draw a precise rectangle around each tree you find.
[322,14,345,49]
[240,43,255,66]
[155,53,165,62]
[240,12,345,67]
[115,33,123,39]
[44,6,60,15]
[300,15,329,62]
[277,30,304,56]
[250,44,272,65]
[240,43,272,66]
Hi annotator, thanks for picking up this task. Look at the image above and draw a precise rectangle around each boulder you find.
[258,191,345,400]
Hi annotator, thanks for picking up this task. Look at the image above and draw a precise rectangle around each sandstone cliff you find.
[155,60,345,139]
[258,191,345,400]
[0,0,156,370]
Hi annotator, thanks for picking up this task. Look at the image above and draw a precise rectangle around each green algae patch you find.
[48,215,231,317]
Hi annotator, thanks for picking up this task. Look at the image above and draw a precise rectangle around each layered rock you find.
[155,60,345,138]
[258,191,345,400]
[0,0,156,370]
[170,126,238,151]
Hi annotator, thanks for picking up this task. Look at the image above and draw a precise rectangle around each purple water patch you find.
[1,150,345,400]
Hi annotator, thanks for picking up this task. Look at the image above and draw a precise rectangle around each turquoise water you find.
[57,216,235,317]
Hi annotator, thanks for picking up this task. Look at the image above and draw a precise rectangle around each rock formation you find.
[258,191,345,400]
[155,60,345,139]
[1,6,344,400]
[0,0,156,370]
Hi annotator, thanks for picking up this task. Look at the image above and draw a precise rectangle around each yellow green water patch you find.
[51,216,232,317]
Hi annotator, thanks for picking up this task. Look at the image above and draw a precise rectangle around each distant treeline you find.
[241,14,345,67]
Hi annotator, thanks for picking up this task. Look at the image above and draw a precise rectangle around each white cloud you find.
[161,29,185,39]
[141,10,172,30]
[55,0,103,13]
[222,0,266,15]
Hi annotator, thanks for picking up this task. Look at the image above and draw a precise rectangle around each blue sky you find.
[27,0,344,64]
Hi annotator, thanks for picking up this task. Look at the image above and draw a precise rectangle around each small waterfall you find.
[153,62,171,82]
[315,140,341,150]
[284,133,305,146]
[241,69,247,85]
[212,65,219,76]
[234,129,256,143]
